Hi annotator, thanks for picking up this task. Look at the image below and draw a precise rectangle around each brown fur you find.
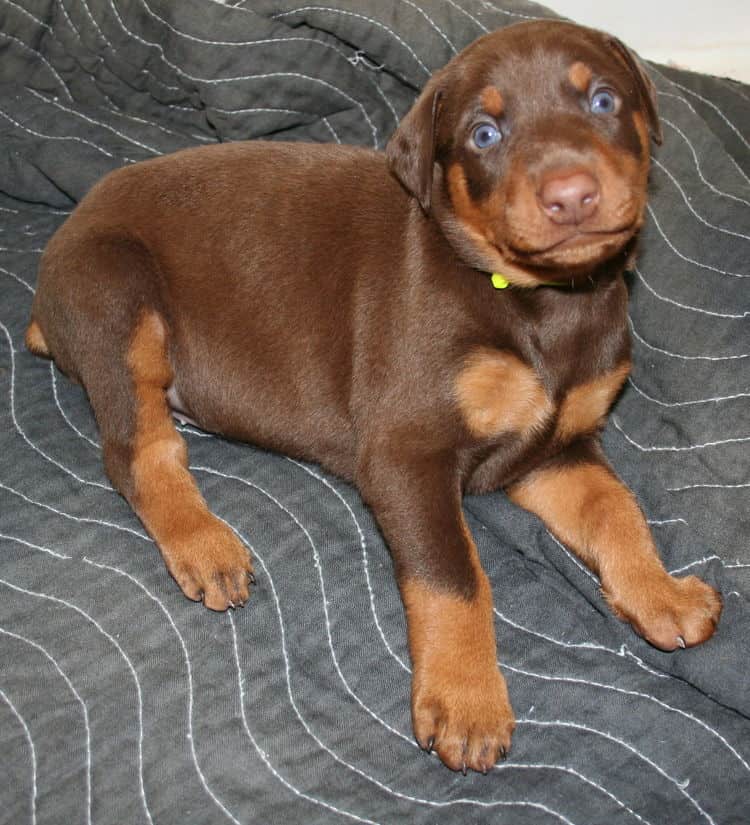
[27,20,720,773]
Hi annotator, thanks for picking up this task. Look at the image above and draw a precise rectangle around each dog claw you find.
[461,762,467,776]
[677,636,686,649]
[248,572,256,585]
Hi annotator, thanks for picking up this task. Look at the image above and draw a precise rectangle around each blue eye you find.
[590,89,616,114]
[471,123,502,149]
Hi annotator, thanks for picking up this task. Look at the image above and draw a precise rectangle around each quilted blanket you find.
[1,2,748,823]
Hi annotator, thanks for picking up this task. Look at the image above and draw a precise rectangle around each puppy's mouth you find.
[505,224,636,268]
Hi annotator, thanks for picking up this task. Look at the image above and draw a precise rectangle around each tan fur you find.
[568,61,592,92]
[25,321,50,357]
[555,361,630,441]
[446,164,542,288]
[480,85,504,117]
[507,463,721,650]
[127,311,253,610]
[402,537,515,772]
[456,347,552,439]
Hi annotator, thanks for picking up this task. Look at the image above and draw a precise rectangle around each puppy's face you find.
[387,21,662,287]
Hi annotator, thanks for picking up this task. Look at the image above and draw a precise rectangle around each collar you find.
[491,271,573,290]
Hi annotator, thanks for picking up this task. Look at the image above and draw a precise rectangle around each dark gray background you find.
[1,1,748,823]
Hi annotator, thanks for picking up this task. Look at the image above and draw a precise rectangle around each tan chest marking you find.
[456,347,552,439]
[555,361,631,442]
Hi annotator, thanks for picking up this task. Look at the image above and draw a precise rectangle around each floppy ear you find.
[607,37,663,145]
[385,79,444,212]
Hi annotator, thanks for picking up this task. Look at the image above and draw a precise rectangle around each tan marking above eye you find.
[555,361,631,442]
[568,61,593,93]
[456,347,553,439]
[480,85,504,117]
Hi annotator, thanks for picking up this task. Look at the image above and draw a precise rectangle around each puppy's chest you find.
[456,347,628,446]
[454,303,630,450]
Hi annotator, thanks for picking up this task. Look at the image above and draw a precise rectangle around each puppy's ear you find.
[386,78,444,212]
[607,37,663,145]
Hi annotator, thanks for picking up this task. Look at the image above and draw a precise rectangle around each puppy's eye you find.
[471,123,502,149]
[589,89,616,114]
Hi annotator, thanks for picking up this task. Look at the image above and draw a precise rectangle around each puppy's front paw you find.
[412,663,515,774]
[607,573,722,651]
[161,517,254,611]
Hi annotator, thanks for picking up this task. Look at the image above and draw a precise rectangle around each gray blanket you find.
[1,2,748,823]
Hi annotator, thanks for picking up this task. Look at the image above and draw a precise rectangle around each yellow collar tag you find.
[491,272,510,289]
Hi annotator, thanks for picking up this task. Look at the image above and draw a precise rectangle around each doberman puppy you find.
[27,20,722,773]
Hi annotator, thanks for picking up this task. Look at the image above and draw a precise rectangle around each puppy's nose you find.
[538,171,600,225]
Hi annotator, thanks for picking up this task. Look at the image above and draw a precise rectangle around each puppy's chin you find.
[505,228,636,275]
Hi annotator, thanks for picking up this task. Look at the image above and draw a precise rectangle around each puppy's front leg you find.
[507,441,722,650]
[359,452,515,773]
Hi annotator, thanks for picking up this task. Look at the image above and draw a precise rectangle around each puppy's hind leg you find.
[92,308,254,611]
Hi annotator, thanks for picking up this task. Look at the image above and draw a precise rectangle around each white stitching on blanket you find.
[628,377,750,407]
[0,107,117,160]
[0,687,37,824]
[657,91,750,189]
[271,7,432,75]
[321,116,342,142]
[646,206,749,279]
[50,364,101,450]
[0,531,71,560]
[82,557,245,825]
[0,322,112,490]
[0,576,155,825]
[445,0,489,34]
[652,160,750,241]
[629,317,750,360]
[669,555,722,575]
[0,265,34,293]
[192,70,380,145]
[492,606,671,680]
[660,118,750,207]
[60,0,184,95]
[0,479,149,542]
[191,465,411,743]
[668,481,750,492]
[633,266,750,319]
[117,4,400,125]
[478,1,541,21]
[519,718,716,824]
[27,89,161,157]
[286,458,411,673]
[225,537,583,823]
[666,77,750,154]
[0,626,92,825]
[612,415,750,452]
[101,1,379,142]
[0,25,73,102]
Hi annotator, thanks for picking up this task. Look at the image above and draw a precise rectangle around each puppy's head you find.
[386,21,661,287]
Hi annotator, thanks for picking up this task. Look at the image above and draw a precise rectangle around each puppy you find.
[27,20,722,773]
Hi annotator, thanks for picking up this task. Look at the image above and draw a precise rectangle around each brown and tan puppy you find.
[26,20,722,774]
